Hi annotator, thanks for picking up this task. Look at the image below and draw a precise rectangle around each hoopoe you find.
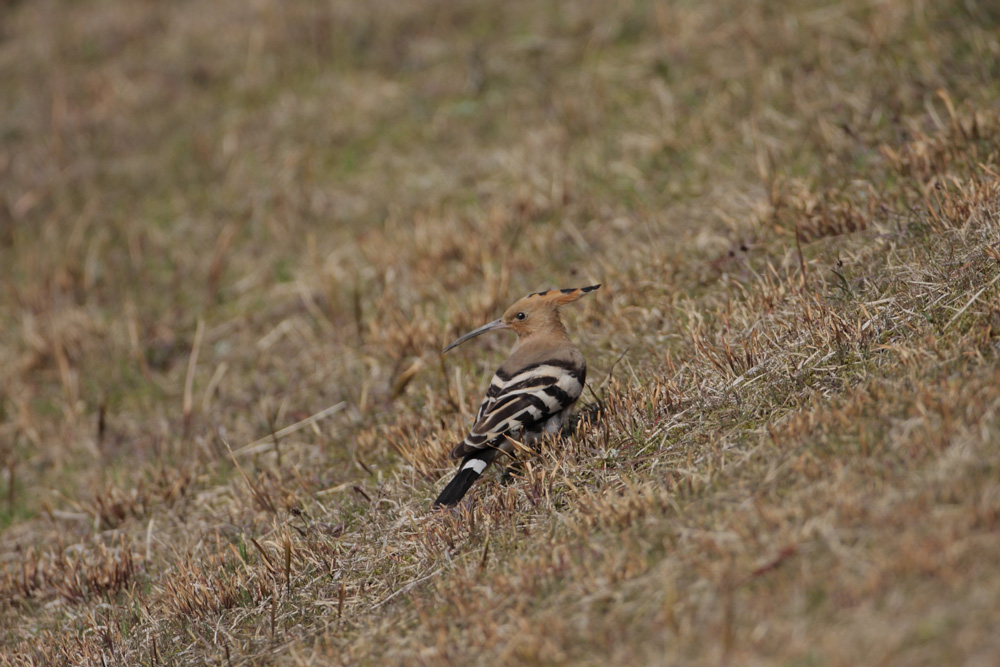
[433,285,600,507]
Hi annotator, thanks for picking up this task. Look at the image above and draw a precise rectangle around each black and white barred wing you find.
[452,360,585,458]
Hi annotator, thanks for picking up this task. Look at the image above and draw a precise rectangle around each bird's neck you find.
[512,321,572,354]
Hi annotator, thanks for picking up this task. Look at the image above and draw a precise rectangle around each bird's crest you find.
[525,284,601,306]
[500,284,600,337]
[504,284,601,318]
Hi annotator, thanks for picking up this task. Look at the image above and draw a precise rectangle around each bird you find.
[433,284,600,507]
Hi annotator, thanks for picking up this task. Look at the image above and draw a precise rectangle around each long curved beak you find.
[442,318,509,353]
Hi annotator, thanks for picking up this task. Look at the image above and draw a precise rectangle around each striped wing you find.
[451,360,585,458]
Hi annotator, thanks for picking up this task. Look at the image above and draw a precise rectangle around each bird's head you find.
[443,285,600,352]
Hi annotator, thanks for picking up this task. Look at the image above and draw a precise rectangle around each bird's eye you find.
[516,312,526,320]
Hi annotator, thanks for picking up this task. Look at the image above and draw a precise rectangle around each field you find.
[2,0,1000,664]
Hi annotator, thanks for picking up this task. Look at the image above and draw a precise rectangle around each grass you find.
[2,0,1000,664]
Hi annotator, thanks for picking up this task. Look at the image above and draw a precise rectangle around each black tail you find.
[433,451,497,507]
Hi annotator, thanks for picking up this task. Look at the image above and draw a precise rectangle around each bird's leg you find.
[499,454,523,485]
[496,436,522,484]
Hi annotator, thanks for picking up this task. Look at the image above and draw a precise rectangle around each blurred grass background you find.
[2,0,1000,664]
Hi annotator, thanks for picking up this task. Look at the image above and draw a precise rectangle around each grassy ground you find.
[2,0,1000,664]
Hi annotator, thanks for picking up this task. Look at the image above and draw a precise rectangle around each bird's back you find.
[451,337,585,459]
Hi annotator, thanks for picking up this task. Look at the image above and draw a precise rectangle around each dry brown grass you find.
[2,0,1000,664]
